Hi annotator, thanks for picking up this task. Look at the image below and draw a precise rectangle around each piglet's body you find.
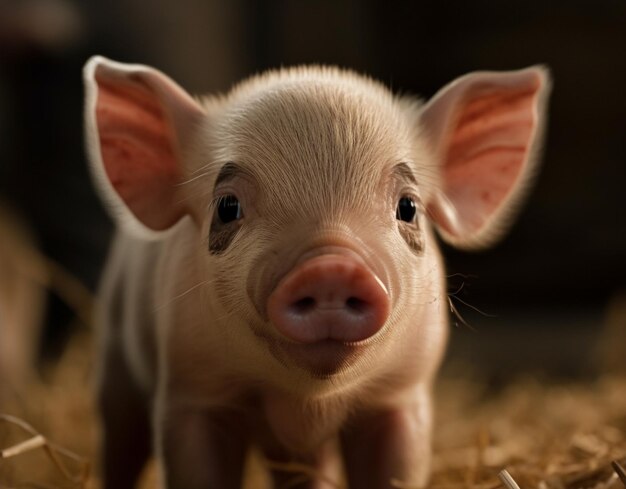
[84,58,550,489]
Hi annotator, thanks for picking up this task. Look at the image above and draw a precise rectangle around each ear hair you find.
[83,55,205,239]
[422,65,552,250]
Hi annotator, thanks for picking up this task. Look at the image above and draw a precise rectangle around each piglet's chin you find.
[274,338,365,378]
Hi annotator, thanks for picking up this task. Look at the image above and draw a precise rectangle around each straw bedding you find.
[2,332,625,489]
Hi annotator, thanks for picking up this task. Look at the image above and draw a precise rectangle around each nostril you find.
[291,296,316,314]
[268,253,390,343]
[346,297,368,313]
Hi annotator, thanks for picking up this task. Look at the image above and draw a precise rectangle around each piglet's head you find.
[84,57,550,384]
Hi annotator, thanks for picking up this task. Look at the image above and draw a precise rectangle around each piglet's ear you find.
[422,66,551,249]
[84,56,204,237]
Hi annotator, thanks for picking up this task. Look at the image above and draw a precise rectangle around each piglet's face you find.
[84,59,550,384]
[196,78,435,376]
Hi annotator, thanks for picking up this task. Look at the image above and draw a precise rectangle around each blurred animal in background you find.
[84,57,550,488]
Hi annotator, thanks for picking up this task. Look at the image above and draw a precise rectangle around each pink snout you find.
[267,254,390,343]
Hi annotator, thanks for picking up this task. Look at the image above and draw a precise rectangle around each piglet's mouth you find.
[275,338,363,377]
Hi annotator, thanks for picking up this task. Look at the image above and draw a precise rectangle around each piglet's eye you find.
[216,195,243,224]
[396,196,417,223]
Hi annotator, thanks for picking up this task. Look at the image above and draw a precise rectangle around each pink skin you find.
[267,251,390,344]
[84,57,550,489]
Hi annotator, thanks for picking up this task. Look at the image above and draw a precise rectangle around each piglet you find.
[84,57,550,489]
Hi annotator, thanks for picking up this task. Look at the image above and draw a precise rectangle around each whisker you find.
[156,280,211,311]
[450,295,496,318]
[449,281,465,297]
[447,296,476,332]
[176,170,213,187]
[446,272,476,279]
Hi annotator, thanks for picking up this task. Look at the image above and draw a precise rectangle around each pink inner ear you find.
[440,85,539,235]
[96,73,181,230]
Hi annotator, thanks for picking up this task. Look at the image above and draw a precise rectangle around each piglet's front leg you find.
[156,402,249,489]
[341,387,433,489]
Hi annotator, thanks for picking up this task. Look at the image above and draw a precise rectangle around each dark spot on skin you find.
[398,222,424,255]
[209,225,240,254]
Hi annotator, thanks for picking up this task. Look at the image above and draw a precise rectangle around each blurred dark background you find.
[1,1,624,376]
